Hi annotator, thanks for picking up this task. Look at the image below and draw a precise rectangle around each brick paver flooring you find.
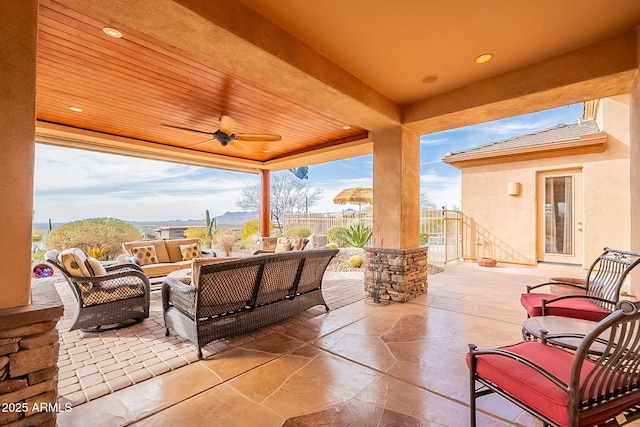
[50,271,365,407]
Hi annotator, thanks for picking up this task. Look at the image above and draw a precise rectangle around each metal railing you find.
[283,209,462,263]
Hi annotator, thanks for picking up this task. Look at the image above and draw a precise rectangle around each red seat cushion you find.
[468,342,640,426]
[520,293,610,322]
[467,341,592,426]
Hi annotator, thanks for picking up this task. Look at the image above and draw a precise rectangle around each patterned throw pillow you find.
[290,237,306,251]
[85,257,107,277]
[179,243,202,261]
[131,246,159,266]
[58,248,92,277]
[274,237,292,253]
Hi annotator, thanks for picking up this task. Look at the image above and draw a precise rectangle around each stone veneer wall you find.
[0,283,63,427]
[364,247,428,303]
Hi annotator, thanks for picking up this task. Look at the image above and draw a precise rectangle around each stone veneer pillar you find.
[364,247,428,303]
[0,284,64,426]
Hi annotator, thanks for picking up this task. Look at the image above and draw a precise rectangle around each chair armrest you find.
[105,262,144,273]
[542,294,616,307]
[253,250,275,255]
[526,281,587,293]
[200,249,216,258]
[162,277,196,316]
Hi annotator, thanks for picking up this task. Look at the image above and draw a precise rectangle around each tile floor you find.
[53,262,633,426]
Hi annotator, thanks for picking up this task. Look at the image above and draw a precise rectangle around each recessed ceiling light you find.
[422,75,439,84]
[342,125,352,130]
[263,149,270,153]
[68,107,82,112]
[103,27,123,38]
[475,53,493,64]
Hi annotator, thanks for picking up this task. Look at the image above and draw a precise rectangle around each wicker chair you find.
[163,248,338,358]
[521,248,640,322]
[46,249,150,332]
[468,300,640,426]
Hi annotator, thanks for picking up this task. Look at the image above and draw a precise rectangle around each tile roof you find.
[443,120,601,159]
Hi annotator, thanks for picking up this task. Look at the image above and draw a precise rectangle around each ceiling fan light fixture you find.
[475,53,493,64]
[103,27,123,38]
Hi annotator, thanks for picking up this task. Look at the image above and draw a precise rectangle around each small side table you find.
[522,316,608,354]
[166,268,192,284]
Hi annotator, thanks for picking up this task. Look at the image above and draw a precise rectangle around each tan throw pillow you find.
[274,237,292,253]
[179,243,202,261]
[290,237,306,251]
[85,257,107,277]
[58,248,92,277]
[131,246,159,266]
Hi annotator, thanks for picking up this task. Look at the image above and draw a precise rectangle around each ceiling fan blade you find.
[163,124,213,136]
[219,115,236,135]
[235,134,282,142]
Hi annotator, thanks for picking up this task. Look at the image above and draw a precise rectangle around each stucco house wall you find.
[455,96,630,268]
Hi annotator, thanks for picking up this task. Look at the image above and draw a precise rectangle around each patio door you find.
[537,169,583,265]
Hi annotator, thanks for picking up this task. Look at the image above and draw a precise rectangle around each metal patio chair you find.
[521,248,640,322]
[468,300,640,426]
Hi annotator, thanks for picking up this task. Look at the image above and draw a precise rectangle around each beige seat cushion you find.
[142,261,192,278]
[85,257,107,276]
[58,248,92,277]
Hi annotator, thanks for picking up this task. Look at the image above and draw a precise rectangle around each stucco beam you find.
[404,31,639,135]
[264,133,372,171]
[59,0,400,132]
[35,122,262,174]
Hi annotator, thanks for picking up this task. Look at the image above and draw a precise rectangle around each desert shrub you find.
[284,226,311,238]
[348,255,364,268]
[214,229,237,256]
[184,226,211,248]
[419,232,429,245]
[45,217,141,260]
[343,224,372,248]
[241,218,275,247]
[326,227,348,247]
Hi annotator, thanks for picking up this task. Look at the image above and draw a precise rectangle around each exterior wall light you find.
[507,182,521,196]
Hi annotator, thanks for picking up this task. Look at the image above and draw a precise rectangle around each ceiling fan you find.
[166,115,281,147]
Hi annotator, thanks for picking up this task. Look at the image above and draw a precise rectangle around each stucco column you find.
[0,0,38,308]
[371,125,421,248]
[365,125,427,302]
[630,72,640,297]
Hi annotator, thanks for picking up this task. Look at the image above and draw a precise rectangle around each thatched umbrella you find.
[333,187,373,210]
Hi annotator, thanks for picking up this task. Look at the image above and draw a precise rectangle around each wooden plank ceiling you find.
[36,0,368,165]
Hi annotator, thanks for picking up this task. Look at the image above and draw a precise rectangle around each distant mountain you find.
[215,211,259,226]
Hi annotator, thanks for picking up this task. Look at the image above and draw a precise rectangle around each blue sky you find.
[33,102,584,223]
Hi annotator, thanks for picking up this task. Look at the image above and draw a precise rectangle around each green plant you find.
[45,217,142,261]
[205,209,216,245]
[184,227,210,247]
[86,243,108,259]
[325,242,339,249]
[327,226,348,247]
[419,232,429,245]
[241,218,275,247]
[214,229,237,257]
[343,224,372,248]
[284,226,311,238]
[348,255,364,268]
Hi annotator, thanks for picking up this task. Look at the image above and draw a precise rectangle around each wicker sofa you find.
[122,238,214,278]
[162,248,339,358]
